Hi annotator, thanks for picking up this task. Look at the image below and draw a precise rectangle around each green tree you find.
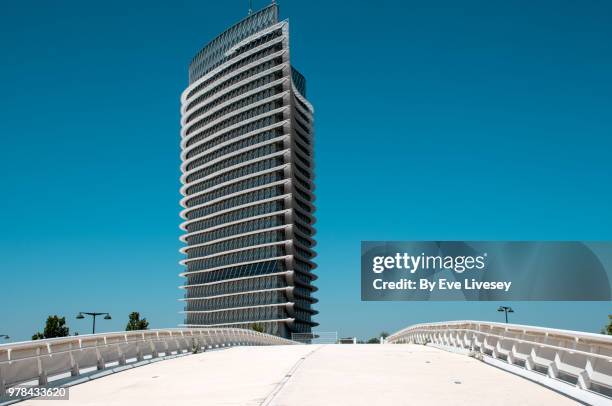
[601,315,612,335]
[125,312,149,331]
[251,323,265,333]
[32,315,69,340]
[366,332,390,344]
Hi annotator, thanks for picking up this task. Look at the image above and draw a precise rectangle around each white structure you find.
[387,320,612,405]
[4,322,611,404]
[178,3,317,338]
[12,343,578,405]
[291,331,338,344]
[0,328,293,400]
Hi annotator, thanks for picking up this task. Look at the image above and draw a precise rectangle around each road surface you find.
[22,344,577,405]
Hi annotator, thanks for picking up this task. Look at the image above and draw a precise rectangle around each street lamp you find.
[76,312,112,334]
[497,306,514,323]
[0,335,9,340]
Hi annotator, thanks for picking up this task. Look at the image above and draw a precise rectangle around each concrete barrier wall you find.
[387,321,612,405]
[0,328,295,395]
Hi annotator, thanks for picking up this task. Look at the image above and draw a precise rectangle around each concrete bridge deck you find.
[21,344,577,406]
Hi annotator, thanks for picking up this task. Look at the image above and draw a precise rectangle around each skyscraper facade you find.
[178,4,317,338]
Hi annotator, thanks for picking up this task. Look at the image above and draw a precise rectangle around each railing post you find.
[507,345,514,365]
[118,345,126,366]
[548,353,559,379]
[150,335,158,359]
[205,330,212,349]
[174,336,181,354]
[577,359,592,390]
[37,347,48,385]
[96,346,105,370]
[1,368,7,397]
[69,345,79,377]
[136,333,144,361]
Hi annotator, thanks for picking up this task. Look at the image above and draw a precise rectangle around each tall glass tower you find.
[178,4,317,338]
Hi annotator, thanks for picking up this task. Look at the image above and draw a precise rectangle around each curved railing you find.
[0,328,295,397]
[387,321,612,405]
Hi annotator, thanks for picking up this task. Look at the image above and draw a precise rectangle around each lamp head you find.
[76,312,85,319]
[104,314,112,320]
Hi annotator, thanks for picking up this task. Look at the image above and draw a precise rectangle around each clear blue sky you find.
[1,0,611,341]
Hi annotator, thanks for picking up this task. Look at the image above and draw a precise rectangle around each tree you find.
[32,315,69,340]
[601,315,612,335]
[125,312,149,331]
[251,323,265,333]
[366,331,390,344]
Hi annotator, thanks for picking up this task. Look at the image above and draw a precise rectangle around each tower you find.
[178,4,317,338]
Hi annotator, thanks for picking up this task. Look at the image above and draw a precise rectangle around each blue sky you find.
[1,0,611,341]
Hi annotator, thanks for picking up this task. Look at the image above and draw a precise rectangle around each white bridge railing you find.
[387,320,612,405]
[0,328,295,397]
[291,331,338,344]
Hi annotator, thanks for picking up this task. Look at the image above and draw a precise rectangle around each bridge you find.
[1,322,611,405]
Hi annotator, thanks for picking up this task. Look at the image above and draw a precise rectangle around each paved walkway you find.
[22,345,577,405]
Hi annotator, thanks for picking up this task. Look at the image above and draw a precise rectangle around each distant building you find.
[178,3,317,338]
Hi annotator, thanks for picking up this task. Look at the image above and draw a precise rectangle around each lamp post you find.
[497,306,514,323]
[0,334,9,340]
[76,312,112,334]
